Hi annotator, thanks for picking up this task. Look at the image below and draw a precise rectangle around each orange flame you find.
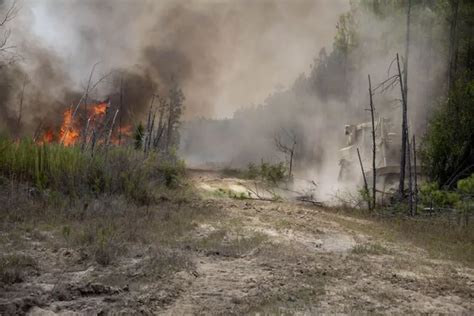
[38,100,129,147]
[59,109,80,146]
[91,102,107,116]
[38,129,54,144]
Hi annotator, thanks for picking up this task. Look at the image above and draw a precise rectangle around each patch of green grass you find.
[0,254,38,285]
[351,243,391,255]
[212,188,249,200]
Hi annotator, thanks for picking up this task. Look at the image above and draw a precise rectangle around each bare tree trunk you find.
[16,77,27,138]
[396,0,411,201]
[106,109,119,147]
[147,111,156,151]
[118,77,123,146]
[90,129,97,157]
[404,0,411,101]
[357,147,371,210]
[288,138,296,178]
[447,0,459,94]
[413,135,418,215]
[81,66,96,151]
[407,134,413,215]
[144,95,155,154]
[289,149,294,178]
[274,129,297,179]
[154,99,165,150]
[397,53,408,200]
[166,102,173,153]
[368,74,376,209]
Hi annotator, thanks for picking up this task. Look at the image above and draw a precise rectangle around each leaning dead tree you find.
[274,128,297,178]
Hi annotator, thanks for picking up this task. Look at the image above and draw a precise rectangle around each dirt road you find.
[1,171,473,314]
[165,171,473,314]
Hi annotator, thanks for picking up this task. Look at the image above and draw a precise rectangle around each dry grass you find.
[323,207,474,267]
[0,254,37,285]
[0,175,216,269]
[143,247,194,278]
[186,229,268,257]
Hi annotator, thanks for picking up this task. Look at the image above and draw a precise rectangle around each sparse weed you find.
[145,247,194,278]
[188,229,268,257]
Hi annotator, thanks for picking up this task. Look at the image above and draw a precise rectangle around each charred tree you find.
[16,77,27,137]
[118,77,124,145]
[274,129,297,178]
[357,147,371,210]
[165,83,185,153]
[368,75,376,210]
[447,0,460,94]
[144,95,155,154]
[396,0,411,201]
[412,135,418,215]
[397,53,408,200]
[153,94,167,150]
[407,134,413,215]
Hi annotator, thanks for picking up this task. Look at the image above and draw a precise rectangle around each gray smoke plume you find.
[0,0,349,135]
[180,2,449,201]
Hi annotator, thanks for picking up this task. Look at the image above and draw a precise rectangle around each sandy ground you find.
[1,170,473,315]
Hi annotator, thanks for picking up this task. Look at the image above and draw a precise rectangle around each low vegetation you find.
[351,243,391,255]
[222,161,287,184]
[0,136,185,203]
[327,206,474,267]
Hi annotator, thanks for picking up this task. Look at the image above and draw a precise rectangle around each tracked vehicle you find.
[338,117,404,192]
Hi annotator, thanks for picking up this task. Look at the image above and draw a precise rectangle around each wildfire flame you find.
[59,109,80,146]
[40,129,54,144]
[38,101,131,146]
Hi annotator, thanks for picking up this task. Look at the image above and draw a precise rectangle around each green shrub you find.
[245,161,287,183]
[421,79,474,186]
[246,163,260,179]
[457,173,474,195]
[157,158,186,188]
[420,182,460,207]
